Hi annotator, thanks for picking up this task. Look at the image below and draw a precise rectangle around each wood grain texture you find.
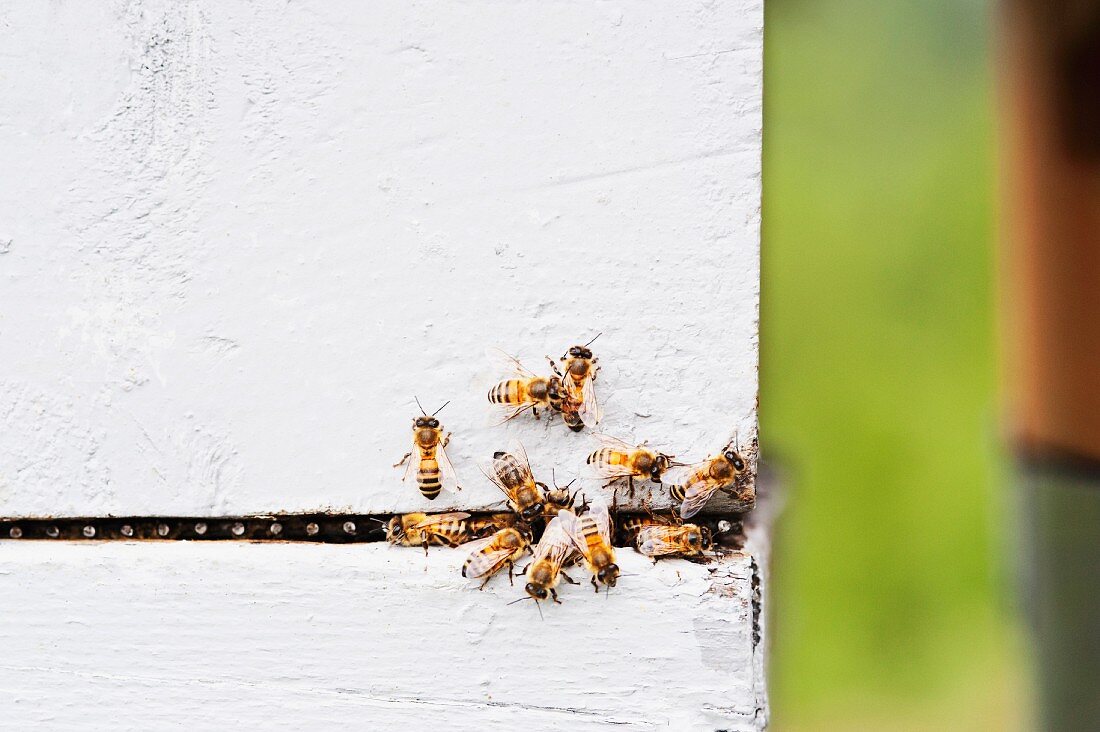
[0,0,762,519]
[0,540,768,730]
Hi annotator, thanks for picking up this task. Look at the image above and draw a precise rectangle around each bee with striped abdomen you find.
[384,512,473,555]
[486,350,566,425]
[565,498,619,592]
[586,434,678,498]
[548,335,601,429]
[481,444,547,522]
[674,438,748,519]
[634,523,713,560]
[520,512,579,605]
[462,527,532,589]
[394,398,459,500]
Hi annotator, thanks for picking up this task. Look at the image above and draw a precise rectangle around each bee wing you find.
[586,497,613,546]
[411,511,471,529]
[635,525,678,556]
[479,460,514,501]
[591,433,634,451]
[461,536,511,579]
[678,470,720,519]
[486,347,537,379]
[537,513,578,565]
[578,375,601,427]
[506,439,535,480]
[436,441,460,493]
[401,446,418,482]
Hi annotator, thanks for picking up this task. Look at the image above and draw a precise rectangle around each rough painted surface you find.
[0,0,762,518]
[0,541,767,731]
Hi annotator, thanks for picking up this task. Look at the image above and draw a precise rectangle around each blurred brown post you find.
[1001,1,1100,729]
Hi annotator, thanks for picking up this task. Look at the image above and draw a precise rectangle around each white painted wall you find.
[0,1,764,726]
[0,0,761,518]
[0,539,768,731]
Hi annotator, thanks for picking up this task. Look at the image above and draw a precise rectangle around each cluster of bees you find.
[385,336,751,609]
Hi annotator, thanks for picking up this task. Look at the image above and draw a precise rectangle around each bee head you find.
[386,518,404,541]
[568,346,582,357]
[521,503,545,521]
[414,417,439,429]
[724,450,745,472]
[525,583,548,600]
[599,564,620,587]
[698,527,714,551]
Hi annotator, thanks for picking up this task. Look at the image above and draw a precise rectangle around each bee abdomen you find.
[488,380,525,404]
[669,484,686,503]
[417,459,442,500]
[587,448,626,466]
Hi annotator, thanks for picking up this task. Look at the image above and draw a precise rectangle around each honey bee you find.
[394,398,459,500]
[462,527,532,589]
[634,523,713,559]
[481,444,547,521]
[384,512,473,554]
[674,439,749,519]
[520,511,580,605]
[548,335,601,429]
[487,350,566,424]
[542,472,580,519]
[565,498,619,592]
[586,434,678,497]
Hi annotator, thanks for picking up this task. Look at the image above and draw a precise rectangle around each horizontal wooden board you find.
[0,0,761,518]
[0,540,767,730]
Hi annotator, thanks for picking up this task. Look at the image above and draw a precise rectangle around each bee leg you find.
[479,576,492,591]
[550,588,562,605]
[442,432,452,448]
[422,538,429,557]
[561,571,578,585]
[393,452,412,468]
[546,356,563,378]
[518,563,530,576]
[590,575,599,593]
[532,406,540,420]
[506,562,515,586]
[627,475,636,499]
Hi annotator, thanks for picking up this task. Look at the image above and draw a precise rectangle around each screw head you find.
[120,525,134,537]
[231,522,246,537]
[157,523,170,537]
[9,527,22,539]
[306,522,320,536]
[194,522,208,535]
[46,526,59,538]
[82,526,96,538]
[269,523,283,536]
[343,521,357,534]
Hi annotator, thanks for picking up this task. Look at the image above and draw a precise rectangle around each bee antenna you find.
[414,396,428,416]
[367,516,388,525]
[507,596,532,606]
[432,400,451,416]
[583,333,602,347]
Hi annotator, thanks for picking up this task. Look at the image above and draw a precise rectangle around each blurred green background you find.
[761,0,1029,729]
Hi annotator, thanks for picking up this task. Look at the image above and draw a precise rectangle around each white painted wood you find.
[0,541,768,731]
[0,0,762,518]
